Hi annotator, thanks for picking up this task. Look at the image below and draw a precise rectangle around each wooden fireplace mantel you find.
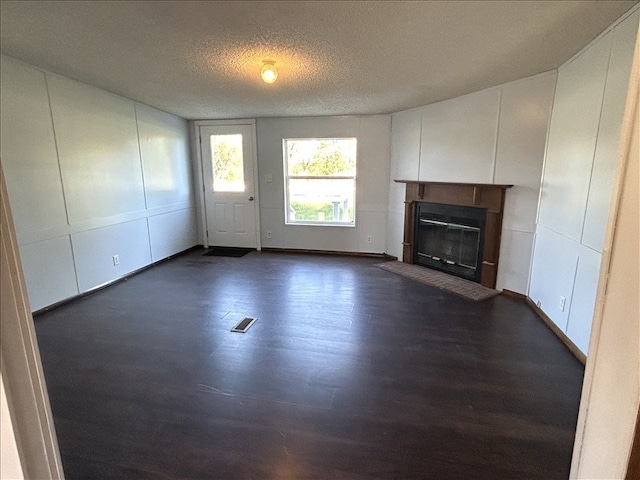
[395,180,512,289]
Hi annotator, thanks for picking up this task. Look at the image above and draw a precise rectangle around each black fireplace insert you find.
[414,202,486,282]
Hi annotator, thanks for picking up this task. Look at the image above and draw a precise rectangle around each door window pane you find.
[211,134,244,192]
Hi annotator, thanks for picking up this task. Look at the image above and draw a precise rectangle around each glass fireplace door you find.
[414,202,486,282]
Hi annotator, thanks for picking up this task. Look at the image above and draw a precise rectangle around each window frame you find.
[283,137,357,227]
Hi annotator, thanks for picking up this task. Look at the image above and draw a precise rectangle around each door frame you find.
[193,119,261,249]
[1,164,65,479]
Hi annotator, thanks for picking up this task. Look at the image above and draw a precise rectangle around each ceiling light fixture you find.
[260,60,278,84]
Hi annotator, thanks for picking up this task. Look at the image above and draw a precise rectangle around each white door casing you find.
[198,123,259,249]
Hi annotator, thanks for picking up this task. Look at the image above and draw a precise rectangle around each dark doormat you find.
[203,247,255,258]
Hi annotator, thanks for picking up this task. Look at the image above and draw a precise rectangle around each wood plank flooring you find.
[34,250,584,479]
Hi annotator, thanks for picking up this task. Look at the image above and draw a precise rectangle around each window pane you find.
[211,134,244,192]
[286,139,356,177]
[288,178,355,223]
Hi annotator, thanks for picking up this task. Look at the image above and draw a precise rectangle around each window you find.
[211,134,244,192]
[284,138,357,226]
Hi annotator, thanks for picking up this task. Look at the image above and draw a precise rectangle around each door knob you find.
[248,196,254,201]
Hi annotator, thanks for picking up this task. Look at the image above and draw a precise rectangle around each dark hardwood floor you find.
[34,250,584,479]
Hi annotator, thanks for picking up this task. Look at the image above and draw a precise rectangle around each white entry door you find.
[199,124,259,248]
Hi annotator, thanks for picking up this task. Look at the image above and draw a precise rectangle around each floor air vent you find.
[231,317,257,333]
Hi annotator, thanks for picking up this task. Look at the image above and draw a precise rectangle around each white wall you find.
[256,116,391,253]
[529,9,639,355]
[387,71,556,294]
[0,56,198,311]
[386,108,422,264]
[571,25,639,476]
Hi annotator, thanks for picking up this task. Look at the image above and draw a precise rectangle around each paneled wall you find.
[0,56,197,311]
[256,116,391,253]
[529,9,639,355]
[387,71,556,294]
[570,33,639,475]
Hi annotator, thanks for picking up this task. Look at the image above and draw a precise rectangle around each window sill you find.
[285,222,356,228]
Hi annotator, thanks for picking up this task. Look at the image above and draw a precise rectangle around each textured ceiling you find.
[1,1,637,120]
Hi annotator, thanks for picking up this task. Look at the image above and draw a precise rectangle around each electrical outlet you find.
[367,235,372,244]
[559,296,566,312]
[266,231,272,239]
[265,174,273,183]
[112,254,120,266]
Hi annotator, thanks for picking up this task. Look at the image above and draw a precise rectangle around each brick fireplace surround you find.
[395,180,512,289]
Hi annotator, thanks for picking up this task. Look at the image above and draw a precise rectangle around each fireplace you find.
[395,180,512,288]
[414,202,486,282]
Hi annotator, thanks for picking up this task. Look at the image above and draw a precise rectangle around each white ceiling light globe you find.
[260,60,278,84]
